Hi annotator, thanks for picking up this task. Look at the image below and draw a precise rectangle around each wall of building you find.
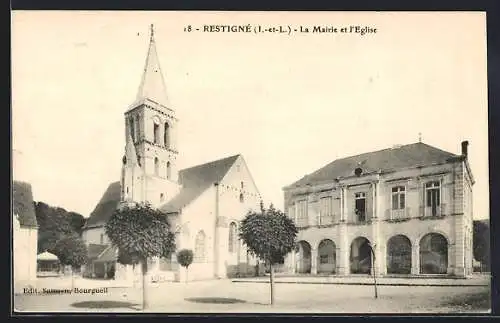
[216,157,262,278]
[178,186,217,281]
[82,226,108,245]
[284,161,473,277]
[13,220,38,292]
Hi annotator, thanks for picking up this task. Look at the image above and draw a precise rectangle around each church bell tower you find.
[120,24,180,207]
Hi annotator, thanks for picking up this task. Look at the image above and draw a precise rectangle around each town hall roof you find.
[12,181,38,228]
[286,142,461,189]
[84,154,241,228]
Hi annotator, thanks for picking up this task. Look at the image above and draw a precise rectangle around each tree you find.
[34,201,77,252]
[473,220,490,271]
[67,212,86,236]
[105,203,176,310]
[176,249,194,283]
[239,202,298,305]
[53,234,88,289]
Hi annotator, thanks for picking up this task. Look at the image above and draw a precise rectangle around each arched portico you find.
[350,237,372,274]
[387,235,412,274]
[317,239,336,274]
[295,240,312,274]
[419,233,448,274]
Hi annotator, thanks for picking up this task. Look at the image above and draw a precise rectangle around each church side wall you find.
[180,187,217,281]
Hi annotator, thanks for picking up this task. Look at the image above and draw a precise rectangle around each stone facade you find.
[283,143,474,277]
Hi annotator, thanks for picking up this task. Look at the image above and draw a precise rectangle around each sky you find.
[12,11,489,220]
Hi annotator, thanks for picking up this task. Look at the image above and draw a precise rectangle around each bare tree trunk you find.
[141,260,149,310]
[370,249,378,299]
[269,263,275,306]
[186,267,189,284]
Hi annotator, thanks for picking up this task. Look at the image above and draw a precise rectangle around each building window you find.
[319,197,333,225]
[100,233,104,244]
[288,204,296,221]
[153,123,160,144]
[241,181,244,189]
[166,161,171,180]
[391,186,406,210]
[137,154,141,166]
[126,187,129,194]
[228,222,238,253]
[355,192,366,222]
[296,200,308,226]
[160,193,165,202]
[194,231,206,263]
[425,181,441,216]
[154,157,160,176]
[164,122,170,148]
[239,193,244,203]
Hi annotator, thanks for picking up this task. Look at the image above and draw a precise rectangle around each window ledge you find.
[385,218,412,223]
[347,220,372,226]
[419,215,446,221]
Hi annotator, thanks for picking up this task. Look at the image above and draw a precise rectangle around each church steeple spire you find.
[135,24,169,108]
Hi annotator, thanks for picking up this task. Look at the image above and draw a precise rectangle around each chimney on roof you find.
[461,140,469,158]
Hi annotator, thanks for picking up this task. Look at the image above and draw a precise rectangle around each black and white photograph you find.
[11,11,490,313]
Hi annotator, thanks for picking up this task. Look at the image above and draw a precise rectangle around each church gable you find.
[218,155,261,202]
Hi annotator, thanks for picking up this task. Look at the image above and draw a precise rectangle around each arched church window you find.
[166,161,171,180]
[194,231,206,263]
[164,122,170,148]
[135,115,140,142]
[153,123,160,144]
[154,157,159,176]
[160,193,165,202]
[239,193,244,203]
[129,117,135,142]
[228,222,238,253]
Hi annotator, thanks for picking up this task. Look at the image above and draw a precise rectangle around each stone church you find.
[82,25,262,282]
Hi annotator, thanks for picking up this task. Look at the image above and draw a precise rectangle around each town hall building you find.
[283,141,474,277]
[82,25,262,282]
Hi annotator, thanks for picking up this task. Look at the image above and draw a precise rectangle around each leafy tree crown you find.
[105,203,176,264]
[176,249,194,268]
[239,203,298,265]
[53,234,88,268]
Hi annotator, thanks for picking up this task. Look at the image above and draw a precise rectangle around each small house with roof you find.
[13,181,38,290]
[82,25,262,281]
[283,141,474,277]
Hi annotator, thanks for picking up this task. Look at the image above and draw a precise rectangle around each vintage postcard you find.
[11,11,490,314]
